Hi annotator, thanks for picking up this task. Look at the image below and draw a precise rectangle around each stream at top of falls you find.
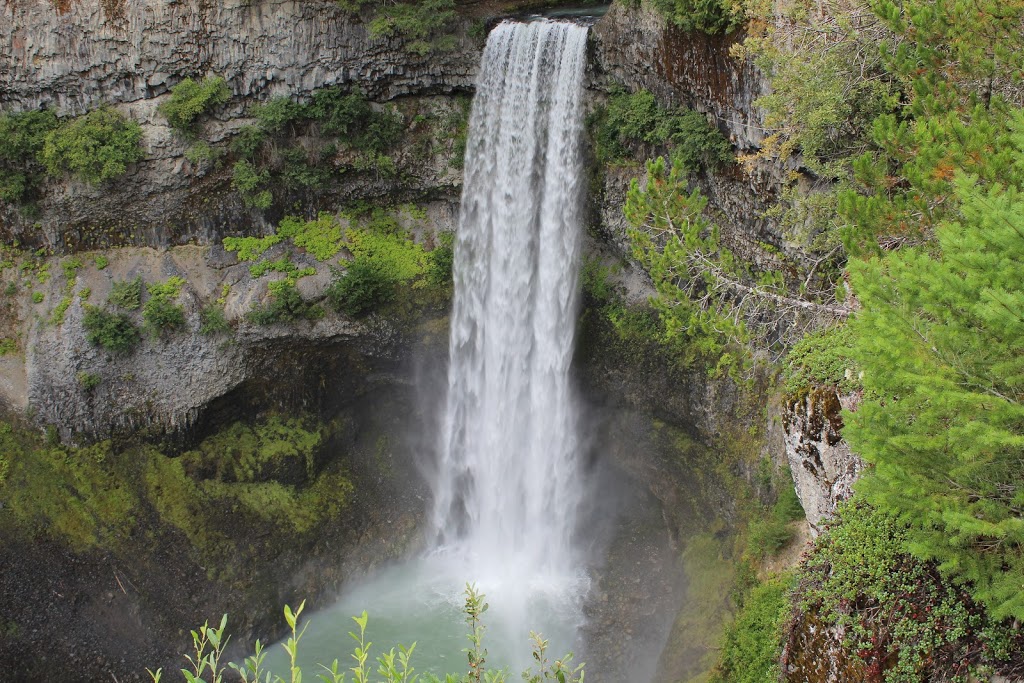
[265,18,596,678]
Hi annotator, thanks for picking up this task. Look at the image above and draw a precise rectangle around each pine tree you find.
[845,123,1024,619]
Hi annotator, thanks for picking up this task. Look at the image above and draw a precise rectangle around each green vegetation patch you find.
[41,107,144,185]
[142,276,186,338]
[158,76,230,135]
[786,503,1023,681]
[593,88,733,171]
[780,323,858,399]
[0,109,59,204]
[223,234,282,262]
[649,0,742,34]
[82,305,141,353]
[710,574,792,683]
[277,213,345,261]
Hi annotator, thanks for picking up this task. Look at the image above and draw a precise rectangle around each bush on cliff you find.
[0,109,59,204]
[82,305,141,353]
[41,108,144,185]
[159,76,231,135]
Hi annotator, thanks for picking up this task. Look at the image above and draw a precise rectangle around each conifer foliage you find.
[845,131,1024,620]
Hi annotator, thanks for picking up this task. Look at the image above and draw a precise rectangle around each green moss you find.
[0,425,136,551]
[223,234,282,262]
[277,213,345,261]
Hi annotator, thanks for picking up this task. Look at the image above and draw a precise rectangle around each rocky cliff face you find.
[0,0,479,250]
[783,389,863,532]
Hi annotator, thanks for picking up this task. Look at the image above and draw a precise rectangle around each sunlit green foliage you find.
[845,165,1024,620]
[223,234,282,262]
[277,213,345,261]
[41,108,144,185]
[650,0,742,34]
[247,279,322,325]
[338,0,458,55]
[158,76,230,135]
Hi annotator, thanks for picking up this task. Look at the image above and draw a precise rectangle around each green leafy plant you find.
[223,234,282,262]
[0,109,59,204]
[41,108,144,185]
[108,276,143,310]
[594,89,732,171]
[277,213,344,261]
[247,280,321,325]
[142,277,187,338]
[710,575,792,683]
[76,371,102,392]
[326,259,395,317]
[232,159,273,210]
[199,304,230,335]
[159,76,231,135]
[82,305,141,353]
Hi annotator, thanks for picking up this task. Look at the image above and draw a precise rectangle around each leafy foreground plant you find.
[147,585,584,683]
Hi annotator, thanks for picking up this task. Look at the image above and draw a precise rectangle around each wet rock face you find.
[590,3,764,150]
[783,389,863,532]
[1,0,480,115]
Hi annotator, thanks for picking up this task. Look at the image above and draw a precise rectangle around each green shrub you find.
[426,231,455,288]
[0,338,17,356]
[746,477,804,560]
[0,110,59,203]
[158,76,230,134]
[650,0,742,34]
[247,280,321,325]
[595,89,732,170]
[142,277,186,337]
[31,291,43,304]
[326,258,395,316]
[309,88,403,153]
[366,0,457,54]
[789,502,1024,681]
[93,254,109,270]
[231,160,272,209]
[781,324,857,398]
[710,575,791,683]
[41,108,144,185]
[184,141,217,165]
[252,96,308,133]
[198,304,230,335]
[76,371,102,392]
[108,276,143,310]
[82,305,141,353]
[230,125,266,158]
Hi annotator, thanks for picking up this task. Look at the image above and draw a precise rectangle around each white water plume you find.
[430,18,591,615]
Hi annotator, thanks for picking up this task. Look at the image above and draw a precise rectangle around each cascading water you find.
[431,18,590,594]
[265,19,594,676]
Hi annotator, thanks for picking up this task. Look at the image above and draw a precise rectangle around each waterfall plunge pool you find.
[262,552,589,679]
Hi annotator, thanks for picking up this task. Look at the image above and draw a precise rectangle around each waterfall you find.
[431,19,590,596]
